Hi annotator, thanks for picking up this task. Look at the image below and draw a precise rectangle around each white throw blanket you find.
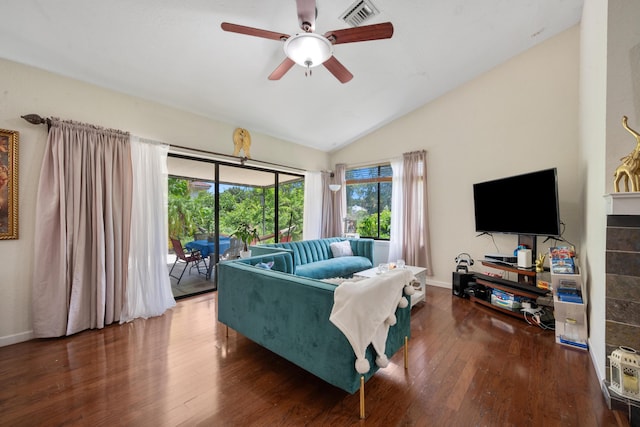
[329,269,416,374]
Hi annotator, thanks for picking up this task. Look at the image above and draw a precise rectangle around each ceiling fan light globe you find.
[284,33,333,68]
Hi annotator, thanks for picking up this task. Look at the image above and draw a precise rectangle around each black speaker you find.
[452,272,474,298]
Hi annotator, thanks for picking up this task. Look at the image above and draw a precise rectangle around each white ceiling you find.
[0,0,584,153]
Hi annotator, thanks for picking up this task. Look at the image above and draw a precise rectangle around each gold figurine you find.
[535,253,546,273]
[613,116,640,192]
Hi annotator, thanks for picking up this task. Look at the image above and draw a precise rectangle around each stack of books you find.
[556,279,583,303]
[550,246,577,274]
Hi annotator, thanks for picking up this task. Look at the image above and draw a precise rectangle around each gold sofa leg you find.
[404,336,409,369]
[357,336,408,418]
[359,375,365,419]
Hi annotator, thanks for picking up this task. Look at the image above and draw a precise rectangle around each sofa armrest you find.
[348,238,374,265]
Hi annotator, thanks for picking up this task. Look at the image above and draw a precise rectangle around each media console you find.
[465,259,551,320]
[455,234,555,320]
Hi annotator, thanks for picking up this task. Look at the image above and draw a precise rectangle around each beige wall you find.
[580,0,640,381]
[580,0,609,383]
[332,26,581,290]
[0,59,329,345]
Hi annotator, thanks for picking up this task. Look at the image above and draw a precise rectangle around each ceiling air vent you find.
[340,0,380,27]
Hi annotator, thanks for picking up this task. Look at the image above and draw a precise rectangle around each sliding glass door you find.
[166,154,304,298]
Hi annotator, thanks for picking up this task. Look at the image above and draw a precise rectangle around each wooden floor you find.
[0,286,629,427]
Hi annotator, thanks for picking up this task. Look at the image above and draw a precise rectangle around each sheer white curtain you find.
[388,157,404,262]
[32,119,133,337]
[120,136,176,323]
[303,171,323,240]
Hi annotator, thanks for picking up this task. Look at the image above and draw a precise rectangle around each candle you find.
[623,372,639,394]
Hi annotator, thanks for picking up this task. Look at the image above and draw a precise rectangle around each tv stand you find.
[466,235,550,320]
[480,260,537,286]
[470,265,547,319]
[464,234,549,319]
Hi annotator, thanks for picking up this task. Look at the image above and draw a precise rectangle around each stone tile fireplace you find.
[605,193,640,424]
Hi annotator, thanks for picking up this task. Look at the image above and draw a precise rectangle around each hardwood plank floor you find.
[0,286,629,426]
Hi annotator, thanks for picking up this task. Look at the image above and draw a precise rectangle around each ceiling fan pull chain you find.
[305,60,312,77]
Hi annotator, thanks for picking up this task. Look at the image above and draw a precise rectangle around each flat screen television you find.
[473,168,561,237]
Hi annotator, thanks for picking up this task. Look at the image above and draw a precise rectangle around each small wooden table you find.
[354,265,427,308]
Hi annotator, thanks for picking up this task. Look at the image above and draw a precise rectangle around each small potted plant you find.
[231,222,260,258]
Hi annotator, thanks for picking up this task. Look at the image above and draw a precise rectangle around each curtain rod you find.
[21,113,306,173]
[342,157,397,169]
[21,114,51,127]
[169,144,306,173]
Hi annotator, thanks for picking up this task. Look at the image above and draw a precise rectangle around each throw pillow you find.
[330,240,353,258]
[255,261,274,270]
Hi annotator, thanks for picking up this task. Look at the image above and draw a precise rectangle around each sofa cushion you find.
[295,256,373,279]
[330,240,353,258]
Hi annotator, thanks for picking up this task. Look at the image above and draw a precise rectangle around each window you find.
[345,164,392,239]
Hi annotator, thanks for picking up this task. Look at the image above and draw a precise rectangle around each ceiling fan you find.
[220,0,394,83]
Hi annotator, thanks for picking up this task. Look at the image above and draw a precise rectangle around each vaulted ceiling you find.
[0,0,584,152]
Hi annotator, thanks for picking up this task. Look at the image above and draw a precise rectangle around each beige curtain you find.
[401,151,432,274]
[32,119,133,337]
[320,165,345,238]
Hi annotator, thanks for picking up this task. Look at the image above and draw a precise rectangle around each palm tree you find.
[168,178,195,240]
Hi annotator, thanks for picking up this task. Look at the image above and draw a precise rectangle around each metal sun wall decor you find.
[232,127,252,159]
[0,128,18,239]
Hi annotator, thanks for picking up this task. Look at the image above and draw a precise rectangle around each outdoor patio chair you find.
[169,237,207,285]
[279,225,296,242]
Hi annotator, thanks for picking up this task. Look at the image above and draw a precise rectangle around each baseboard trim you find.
[0,330,34,347]
[425,278,450,289]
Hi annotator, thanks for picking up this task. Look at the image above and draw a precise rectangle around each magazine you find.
[551,257,575,274]
[549,246,577,274]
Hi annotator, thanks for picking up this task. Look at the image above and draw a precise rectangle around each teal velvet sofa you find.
[249,237,374,279]
[217,251,411,398]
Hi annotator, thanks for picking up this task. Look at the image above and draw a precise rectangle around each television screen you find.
[473,168,561,237]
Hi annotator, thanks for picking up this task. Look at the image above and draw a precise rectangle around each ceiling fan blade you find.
[323,56,353,84]
[268,58,296,80]
[296,0,316,32]
[324,22,394,45]
[221,22,290,41]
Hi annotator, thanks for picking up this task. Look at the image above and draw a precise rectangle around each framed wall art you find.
[0,129,18,239]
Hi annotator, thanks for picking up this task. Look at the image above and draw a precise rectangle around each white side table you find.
[354,265,427,308]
